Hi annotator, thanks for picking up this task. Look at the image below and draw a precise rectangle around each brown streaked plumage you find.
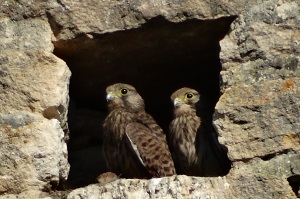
[169,87,231,176]
[96,172,119,186]
[102,83,176,178]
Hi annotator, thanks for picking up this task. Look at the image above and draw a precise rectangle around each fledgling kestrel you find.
[169,87,231,176]
[102,83,176,178]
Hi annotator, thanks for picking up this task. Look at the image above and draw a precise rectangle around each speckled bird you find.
[169,87,231,176]
[102,83,176,178]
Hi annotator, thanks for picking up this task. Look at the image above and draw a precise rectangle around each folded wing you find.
[125,122,175,177]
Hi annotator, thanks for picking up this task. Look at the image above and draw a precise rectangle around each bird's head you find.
[170,87,200,115]
[105,83,145,112]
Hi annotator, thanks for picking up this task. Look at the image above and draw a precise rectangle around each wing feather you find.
[125,122,175,177]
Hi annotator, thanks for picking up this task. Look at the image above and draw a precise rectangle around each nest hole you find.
[53,16,236,188]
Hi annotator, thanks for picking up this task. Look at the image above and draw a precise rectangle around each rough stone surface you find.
[215,0,300,198]
[0,50,70,129]
[0,2,71,198]
[215,78,300,160]
[67,175,295,199]
[0,0,300,198]
[0,190,51,199]
[0,115,69,194]
[0,18,54,51]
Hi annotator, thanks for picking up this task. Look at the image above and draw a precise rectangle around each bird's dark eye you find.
[186,93,193,99]
[121,88,128,95]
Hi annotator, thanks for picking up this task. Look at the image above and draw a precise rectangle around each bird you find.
[169,87,231,176]
[102,83,176,179]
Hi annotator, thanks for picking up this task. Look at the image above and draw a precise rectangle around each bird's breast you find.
[103,109,135,139]
[170,114,200,163]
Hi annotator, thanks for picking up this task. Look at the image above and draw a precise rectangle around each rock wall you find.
[0,11,71,198]
[0,0,299,198]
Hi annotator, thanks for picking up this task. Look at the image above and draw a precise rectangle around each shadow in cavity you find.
[53,15,237,188]
[287,175,300,197]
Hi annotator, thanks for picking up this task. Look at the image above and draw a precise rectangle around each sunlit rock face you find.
[0,0,299,198]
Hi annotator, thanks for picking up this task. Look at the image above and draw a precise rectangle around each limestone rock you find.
[1,0,300,198]
[0,115,69,194]
[0,9,71,197]
[215,1,300,197]
[0,190,51,199]
[219,1,300,88]
[232,153,300,180]
[67,175,295,199]
[0,50,71,132]
[214,78,300,161]
[0,18,54,52]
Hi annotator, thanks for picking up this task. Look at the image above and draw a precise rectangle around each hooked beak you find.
[173,98,182,107]
[106,92,116,101]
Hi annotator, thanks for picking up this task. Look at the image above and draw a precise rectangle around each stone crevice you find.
[53,15,236,188]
